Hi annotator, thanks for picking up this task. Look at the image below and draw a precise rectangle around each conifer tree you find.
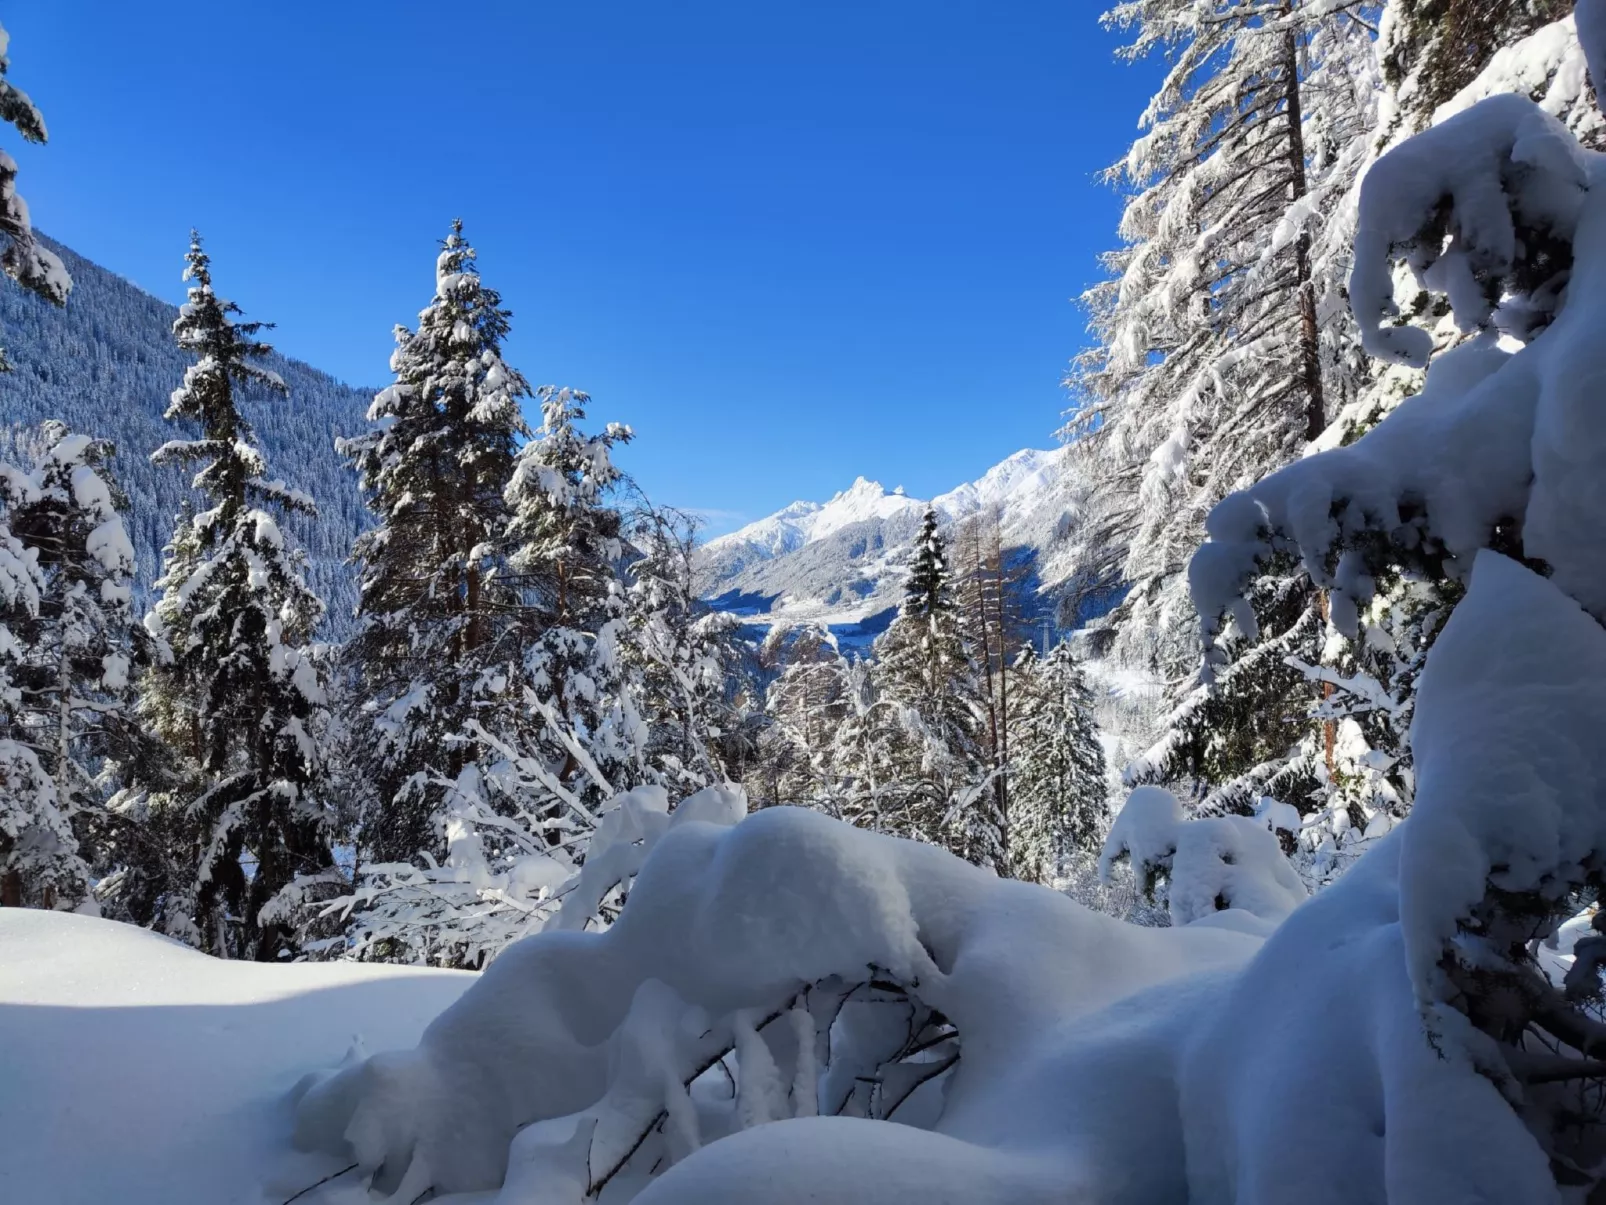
[1379,0,1575,145]
[1070,0,1378,680]
[492,385,642,821]
[0,21,69,369]
[341,221,531,870]
[141,234,335,958]
[0,453,84,908]
[873,510,994,863]
[622,506,743,794]
[826,656,905,833]
[954,514,1032,865]
[758,623,852,808]
[0,424,153,910]
[1008,640,1108,883]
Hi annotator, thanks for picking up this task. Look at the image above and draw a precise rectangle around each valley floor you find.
[0,910,474,1205]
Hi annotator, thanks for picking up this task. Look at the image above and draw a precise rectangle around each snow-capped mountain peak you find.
[698,447,1078,638]
[930,448,1058,520]
[705,475,927,559]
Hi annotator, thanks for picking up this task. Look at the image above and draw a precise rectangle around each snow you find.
[1400,551,1606,1011]
[700,447,1077,631]
[274,781,1575,1203]
[293,804,1269,1201]
[0,908,473,1205]
[1351,94,1588,365]
[708,450,1067,564]
[1099,786,1308,927]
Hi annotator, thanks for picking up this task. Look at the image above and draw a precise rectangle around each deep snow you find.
[0,909,473,1205]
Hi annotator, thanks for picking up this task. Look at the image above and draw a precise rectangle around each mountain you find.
[699,447,1083,644]
[0,235,374,634]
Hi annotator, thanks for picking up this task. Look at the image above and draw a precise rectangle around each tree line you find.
[0,31,1108,963]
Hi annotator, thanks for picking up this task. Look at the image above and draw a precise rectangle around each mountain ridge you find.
[698,445,1080,641]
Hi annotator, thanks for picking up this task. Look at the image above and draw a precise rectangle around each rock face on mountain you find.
[0,236,373,633]
[698,447,1082,641]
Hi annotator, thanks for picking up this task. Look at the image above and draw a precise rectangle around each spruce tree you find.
[1,424,152,911]
[495,385,642,821]
[342,220,531,870]
[872,510,993,863]
[0,453,85,908]
[1008,640,1108,884]
[0,21,70,368]
[141,234,335,959]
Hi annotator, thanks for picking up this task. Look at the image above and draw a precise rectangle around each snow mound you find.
[290,788,1560,1202]
[0,908,473,1205]
[1099,785,1307,927]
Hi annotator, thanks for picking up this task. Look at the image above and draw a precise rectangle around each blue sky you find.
[8,2,1158,537]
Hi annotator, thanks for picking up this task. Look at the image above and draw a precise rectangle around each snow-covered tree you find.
[1379,0,1580,145]
[1142,2,1600,860]
[952,513,1031,863]
[1185,10,1606,1170]
[0,452,84,908]
[0,423,156,913]
[621,505,745,795]
[1069,0,1379,683]
[341,221,532,875]
[757,622,852,808]
[139,234,335,959]
[498,385,641,817]
[0,21,69,370]
[872,510,993,863]
[1008,640,1108,883]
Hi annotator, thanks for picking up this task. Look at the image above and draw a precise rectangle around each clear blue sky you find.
[8,2,1157,537]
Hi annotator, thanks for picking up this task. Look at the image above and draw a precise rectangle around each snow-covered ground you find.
[0,910,473,1205]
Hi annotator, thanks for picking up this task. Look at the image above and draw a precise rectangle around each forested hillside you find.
[0,235,371,629]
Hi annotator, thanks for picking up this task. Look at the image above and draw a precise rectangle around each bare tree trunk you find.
[990,527,1011,863]
[1317,590,1336,778]
[1282,23,1326,442]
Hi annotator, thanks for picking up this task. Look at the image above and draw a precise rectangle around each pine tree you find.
[1008,640,1108,883]
[341,220,531,870]
[141,234,335,959]
[0,21,70,369]
[873,510,993,863]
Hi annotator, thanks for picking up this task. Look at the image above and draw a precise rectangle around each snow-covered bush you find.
[332,784,747,968]
[1098,785,1307,927]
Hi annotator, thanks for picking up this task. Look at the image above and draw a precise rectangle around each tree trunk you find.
[1282,23,1327,442]
[991,532,1011,865]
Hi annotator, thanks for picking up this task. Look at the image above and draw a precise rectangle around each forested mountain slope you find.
[0,235,372,631]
